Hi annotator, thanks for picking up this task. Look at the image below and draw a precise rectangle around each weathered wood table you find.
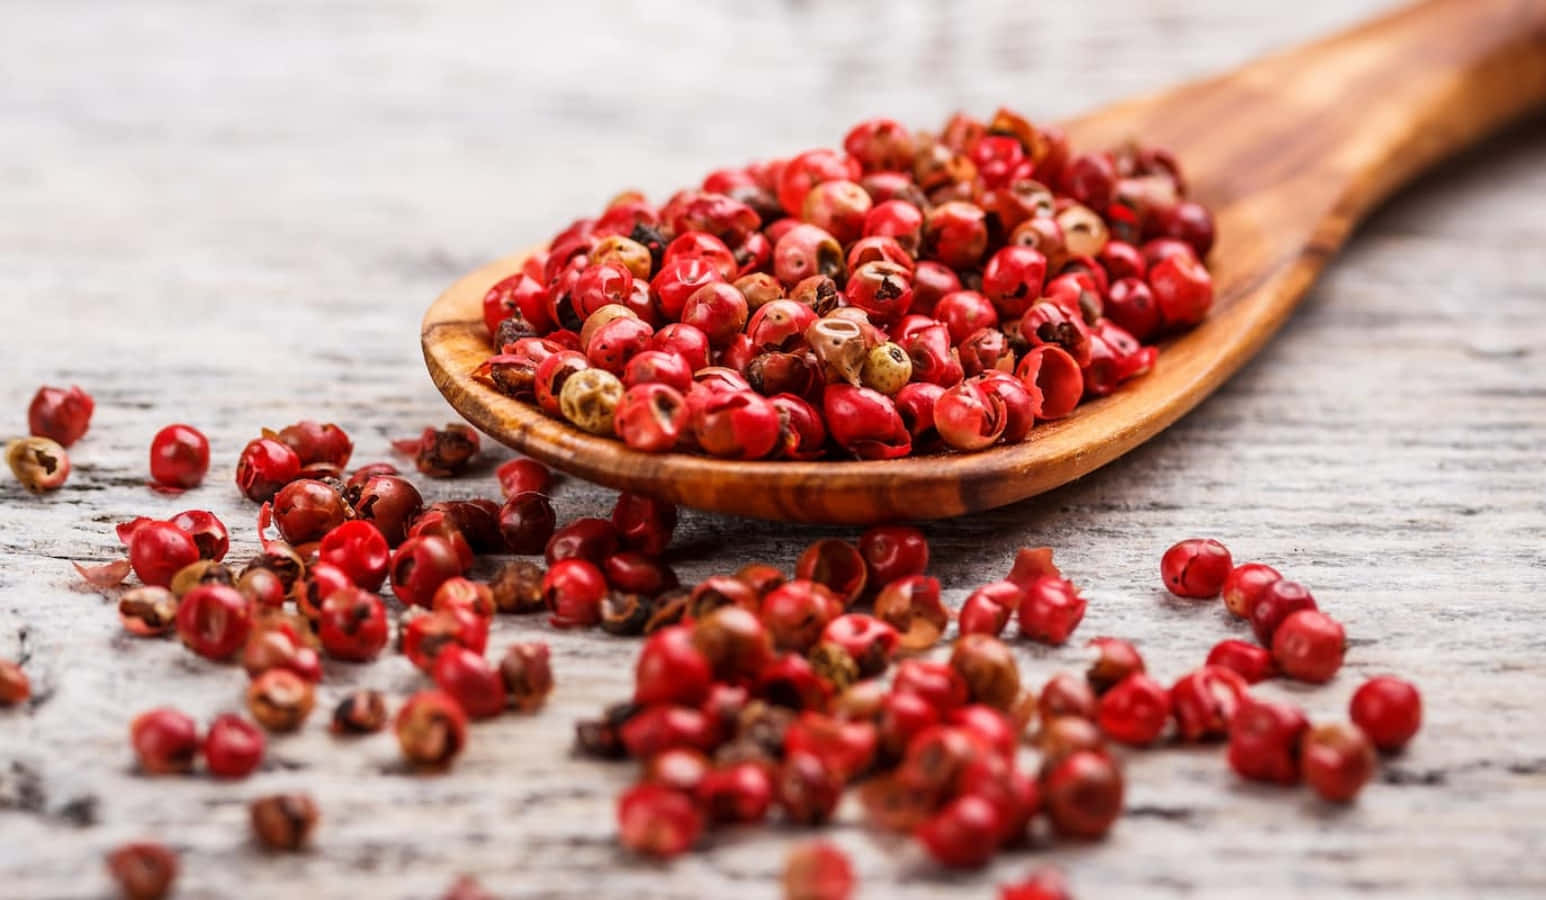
[3,1,1543,897]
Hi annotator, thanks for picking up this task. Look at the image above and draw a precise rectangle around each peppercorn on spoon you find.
[423,0,1546,524]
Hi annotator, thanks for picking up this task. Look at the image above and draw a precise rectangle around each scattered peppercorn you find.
[6,436,70,493]
[250,792,319,851]
[0,659,30,705]
[105,842,177,900]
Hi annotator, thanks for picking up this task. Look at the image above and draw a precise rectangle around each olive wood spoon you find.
[423,0,1546,524]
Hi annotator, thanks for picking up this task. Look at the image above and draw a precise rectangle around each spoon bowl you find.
[423,0,1546,523]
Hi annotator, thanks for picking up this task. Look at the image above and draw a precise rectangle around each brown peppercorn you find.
[735,563,786,598]
[687,576,760,620]
[600,591,650,636]
[574,701,639,759]
[241,548,306,593]
[119,587,180,637]
[250,793,319,851]
[106,841,178,900]
[0,660,30,706]
[807,643,860,695]
[692,606,772,681]
[499,642,554,712]
[643,588,690,634]
[949,634,1022,711]
[413,424,480,477]
[246,669,316,732]
[488,560,545,613]
[395,690,468,769]
[1036,715,1108,774]
[168,559,233,598]
[6,436,70,493]
[331,690,389,734]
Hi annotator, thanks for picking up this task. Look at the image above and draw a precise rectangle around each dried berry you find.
[246,668,315,732]
[396,690,469,769]
[7,436,70,493]
[106,842,177,900]
[250,793,319,851]
[332,689,389,734]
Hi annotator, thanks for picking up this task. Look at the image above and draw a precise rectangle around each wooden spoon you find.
[423,0,1546,524]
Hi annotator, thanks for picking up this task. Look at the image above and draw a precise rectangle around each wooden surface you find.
[422,0,1546,525]
[3,0,1546,897]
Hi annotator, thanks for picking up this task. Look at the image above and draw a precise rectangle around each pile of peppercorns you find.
[475,108,1216,459]
[10,376,1424,900]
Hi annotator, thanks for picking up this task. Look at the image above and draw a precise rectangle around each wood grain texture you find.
[422,0,1546,524]
[3,0,1546,897]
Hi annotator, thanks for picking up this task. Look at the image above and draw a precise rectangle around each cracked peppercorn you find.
[250,793,319,851]
[106,842,177,900]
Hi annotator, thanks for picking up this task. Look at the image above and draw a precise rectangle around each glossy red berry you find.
[316,520,389,591]
[1015,345,1083,420]
[165,509,227,562]
[495,458,551,499]
[128,521,201,589]
[1206,639,1275,684]
[176,584,253,660]
[917,794,1002,868]
[130,707,199,774]
[821,614,900,677]
[1271,609,1346,683]
[761,579,842,652]
[922,201,988,269]
[276,420,353,471]
[401,609,487,672]
[235,438,301,502]
[203,713,265,778]
[1042,750,1124,839]
[148,424,209,490]
[1228,697,1309,784]
[795,539,868,607]
[545,516,620,565]
[777,750,843,825]
[1350,676,1422,752]
[697,761,775,824]
[1096,673,1171,745]
[1221,562,1283,619]
[694,390,782,460]
[857,525,928,587]
[27,385,94,447]
[634,625,713,707]
[958,581,1020,637]
[1148,250,1213,328]
[1249,580,1318,644]
[1017,576,1086,644]
[999,867,1072,900]
[981,246,1048,318]
[317,587,389,661]
[1160,538,1233,598]
[389,535,465,608]
[543,559,608,628]
[1302,723,1377,803]
[271,478,350,545]
[431,646,506,719]
[617,783,703,858]
[611,492,677,557]
[1169,666,1249,742]
[348,474,423,546]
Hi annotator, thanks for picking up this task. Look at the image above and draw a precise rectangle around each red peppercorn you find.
[293,561,354,622]
[617,783,703,858]
[169,509,229,561]
[857,524,928,587]
[873,574,947,650]
[431,646,506,719]
[1170,665,1249,742]
[271,479,350,545]
[542,558,608,628]
[349,474,423,546]
[822,384,911,460]
[981,245,1048,318]
[893,659,969,715]
[128,520,201,589]
[634,625,713,707]
[130,707,199,774]
[396,689,469,769]
[999,867,1072,900]
[1221,562,1283,619]
[783,841,855,900]
[611,492,677,557]
[1227,697,1309,784]
[1042,749,1124,839]
[544,516,621,565]
[247,668,316,731]
[1302,722,1377,803]
[1015,345,1083,420]
[777,749,844,825]
[401,609,487,672]
[917,794,1002,868]
[317,586,389,661]
[947,704,1018,761]
[1148,250,1213,328]
[241,620,322,683]
[1249,579,1318,644]
[106,842,178,900]
[176,584,253,660]
[148,424,210,490]
[934,379,1007,451]
[0,659,30,706]
[1350,675,1422,752]
[761,579,842,652]
[621,705,722,758]
[697,761,775,824]
[276,419,353,470]
[1017,576,1087,645]
[820,614,900,678]
[1271,609,1346,683]
[28,385,94,447]
[1038,671,1098,722]
[1159,538,1233,598]
[389,535,465,608]
[203,713,265,779]
[500,641,554,712]
[795,539,869,607]
[316,520,389,591]
[235,437,302,502]
[1095,673,1171,745]
[1103,277,1162,342]
[958,581,1020,637]
[495,458,551,499]
[1206,639,1275,684]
